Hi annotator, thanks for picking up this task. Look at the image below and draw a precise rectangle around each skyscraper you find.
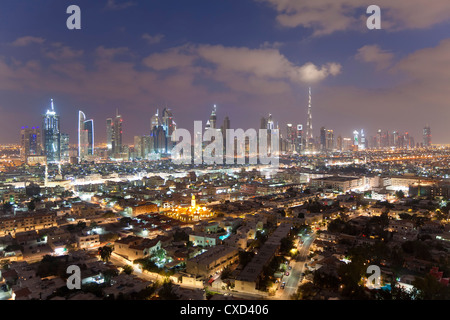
[42,99,61,163]
[78,111,94,160]
[113,109,123,155]
[149,107,177,154]
[423,125,431,147]
[208,105,217,129]
[20,126,42,160]
[305,87,313,150]
[320,127,326,151]
[106,118,113,154]
[60,133,70,162]
[296,124,303,153]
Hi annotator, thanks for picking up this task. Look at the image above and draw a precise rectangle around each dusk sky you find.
[1,0,450,144]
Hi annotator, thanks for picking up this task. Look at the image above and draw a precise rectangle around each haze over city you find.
[1,0,450,144]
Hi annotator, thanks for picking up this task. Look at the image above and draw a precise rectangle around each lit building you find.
[113,109,123,155]
[60,133,70,162]
[20,126,42,160]
[423,125,431,147]
[78,111,94,160]
[107,109,123,158]
[165,195,214,222]
[106,118,113,154]
[42,99,61,163]
[296,124,303,153]
[305,87,313,151]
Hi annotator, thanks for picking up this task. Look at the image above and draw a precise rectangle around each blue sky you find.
[1,0,450,144]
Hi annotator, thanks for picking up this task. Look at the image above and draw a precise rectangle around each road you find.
[276,232,316,300]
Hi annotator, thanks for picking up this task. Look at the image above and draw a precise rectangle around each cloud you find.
[105,0,136,10]
[144,44,341,86]
[355,45,395,70]
[95,46,131,60]
[143,46,196,70]
[258,0,450,36]
[43,43,84,61]
[142,33,165,45]
[11,36,45,47]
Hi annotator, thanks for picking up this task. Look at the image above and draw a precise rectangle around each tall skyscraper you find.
[42,99,61,163]
[360,129,366,150]
[151,110,160,130]
[106,118,113,154]
[326,129,334,151]
[320,127,326,151]
[221,116,230,147]
[149,107,177,154]
[60,133,70,162]
[113,109,123,155]
[423,125,431,147]
[296,124,303,153]
[260,117,267,130]
[208,105,217,129]
[353,130,359,149]
[286,124,296,153]
[78,111,94,160]
[305,87,313,150]
[20,126,42,160]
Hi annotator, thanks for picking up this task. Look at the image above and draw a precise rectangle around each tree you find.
[221,266,232,280]
[98,245,114,262]
[122,265,133,275]
[413,274,450,300]
[158,279,179,300]
[395,190,405,200]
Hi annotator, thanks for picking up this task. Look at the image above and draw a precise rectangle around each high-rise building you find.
[423,125,431,147]
[149,107,176,154]
[336,135,343,152]
[326,129,334,151]
[260,117,267,130]
[42,99,61,163]
[20,126,42,160]
[353,130,359,149]
[60,133,70,162]
[305,87,313,150]
[320,127,326,151]
[78,111,94,160]
[296,124,303,153]
[113,109,123,155]
[221,116,230,148]
[286,124,296,153]
[151,110,160,130]
[360,129,366,150]
[106,118,113,154]
[208,105,217,130]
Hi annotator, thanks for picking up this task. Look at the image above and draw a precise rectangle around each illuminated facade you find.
[165,195,214,222]
[42,99,61,163]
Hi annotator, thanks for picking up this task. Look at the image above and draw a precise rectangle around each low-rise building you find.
[185,245,239,277]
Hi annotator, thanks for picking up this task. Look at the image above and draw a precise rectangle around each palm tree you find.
[99,245,113,262]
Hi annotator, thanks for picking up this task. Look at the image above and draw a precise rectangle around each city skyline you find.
[0,1,450,144]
